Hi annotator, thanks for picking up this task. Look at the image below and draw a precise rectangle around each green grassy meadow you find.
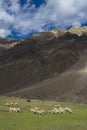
[0,96,87,130]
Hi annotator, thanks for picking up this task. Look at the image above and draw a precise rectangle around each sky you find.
[0,0,87,39]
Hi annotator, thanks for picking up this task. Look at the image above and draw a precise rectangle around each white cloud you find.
[0,29,11,37]
[0,0,87,37]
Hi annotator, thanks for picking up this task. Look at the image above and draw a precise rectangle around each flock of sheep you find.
[30,107,45,115]
[30,104,73,115]
[6,101,73,115]
[6,102,21,113]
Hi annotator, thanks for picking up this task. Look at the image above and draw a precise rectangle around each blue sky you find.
[0,0,87,39]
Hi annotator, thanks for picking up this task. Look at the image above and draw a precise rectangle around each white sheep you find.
[16,108,21,112]
[51,108,59,114]
[13,108,18,112]
[9,107,13,112]
[58,107,65,114]
[6,102,10,107]
[64,107,73,113]
[40,110,45,115]
[51,107,65,114]
[9,107,21,113]
[30,108,37,114]
[30,108,45,115]
[36,110,45,115]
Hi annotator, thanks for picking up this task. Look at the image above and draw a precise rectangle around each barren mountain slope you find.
[0,37,22,56]
[0,28,87,103]
[7,49,87,103]
[0,32,79,94]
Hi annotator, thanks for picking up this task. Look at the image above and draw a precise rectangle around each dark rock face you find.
[0,30,87,103]
[0,37,23,61]
[0,37,22,54]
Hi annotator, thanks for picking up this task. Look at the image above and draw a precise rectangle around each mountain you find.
[0,27,87,103]
[51,26,87,37]
[0,37,22,55]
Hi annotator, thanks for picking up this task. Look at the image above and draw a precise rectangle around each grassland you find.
[0,96,87,130]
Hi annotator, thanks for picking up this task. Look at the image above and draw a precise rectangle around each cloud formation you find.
[0,0,87,37]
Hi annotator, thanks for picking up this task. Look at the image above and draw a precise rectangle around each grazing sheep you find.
[58,107,65,114]
[50,107,65,114]
[30,108,37,114]
[9,107,16,112]
[16,108,21,112]
[50,106,73,114]
[9,107,13,112]
[30,108,45,115]
[52,110,57,114]
[13,108,18,112]
[51,108,59,114]
[30,105,73,116]
[40,110,45,115]
[30,108,35,112]
[36,110,45,115]
[9,107,21,113]
[64,107,73,113]
[30,108,41,115]
[9,107,17,112]
[6,102,10,107]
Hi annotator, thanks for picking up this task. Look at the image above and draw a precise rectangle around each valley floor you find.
[0,96,87,130]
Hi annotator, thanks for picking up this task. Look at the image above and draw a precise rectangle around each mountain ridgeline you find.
[0,26,87,103]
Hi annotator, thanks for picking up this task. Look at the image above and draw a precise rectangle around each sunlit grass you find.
[0,96,87,130]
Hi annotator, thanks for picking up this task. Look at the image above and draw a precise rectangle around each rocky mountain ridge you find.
[0,37,23,56]
[51,26,87,37]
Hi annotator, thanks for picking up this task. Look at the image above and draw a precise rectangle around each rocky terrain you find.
[0,37,22,55]
[0,26,87,103]
[51,26,87,37]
